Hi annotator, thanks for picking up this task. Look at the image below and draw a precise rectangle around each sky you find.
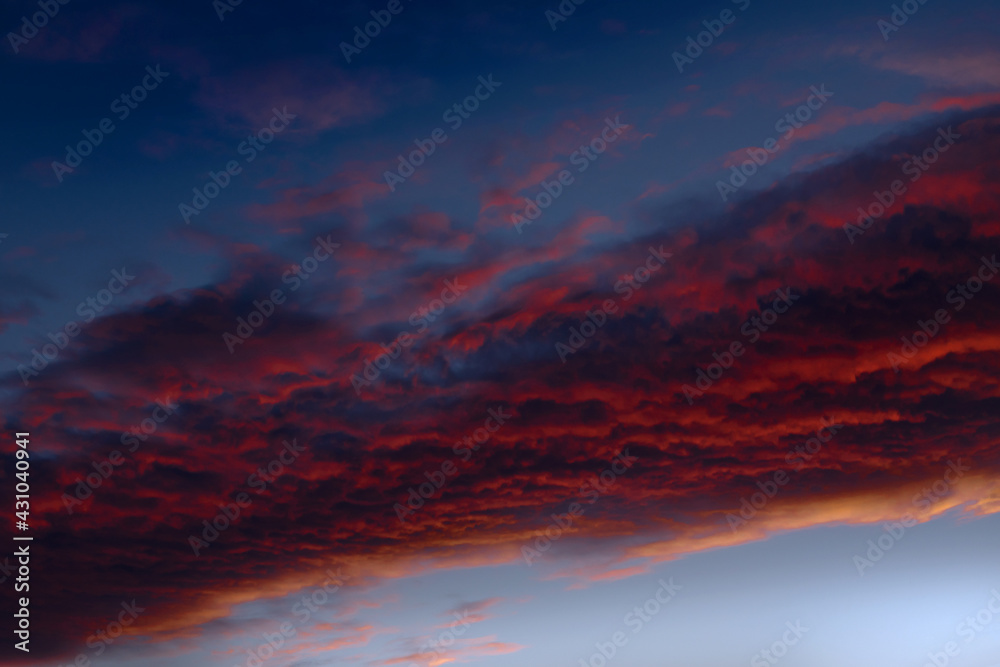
[1,0,1000,665]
